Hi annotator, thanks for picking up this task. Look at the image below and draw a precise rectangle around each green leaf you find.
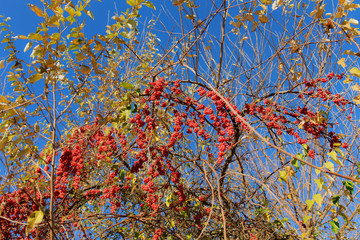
[303,215,311,223]
[291,158,300,169]
[120,82,134,90]
[296,152,305,166]
[339,205,349,224]
[143,1,156,10]
[330,220,339,234]
[332,195,340,206]
[279,170,287,182]
[121,109,131,120]
[306,199,315,210]
[314,178,324,190]
[342,181,354,195]
[26,211,44,236]
[119,169,126,181]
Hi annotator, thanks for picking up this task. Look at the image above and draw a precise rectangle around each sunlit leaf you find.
[342,181,354,195]
[306,199,315,210]
[350,67,360,78]
[313,194,323,207]
[28,4,44,17]
[337,58,346,68]
[303,215,311,224]
[84,9,94,20]
[120,82,135,90]
[314,178,324,190]
[173,0,186,6]
[279,170,287,182]
[330,220,339,234]
[28,74,42,84]
[353,95,360,104]
[26,211,44,236]
[328,150,343,166]
[324,162,334,172]
[143,1,156,10]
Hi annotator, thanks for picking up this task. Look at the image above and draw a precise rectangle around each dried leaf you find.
[344,50,360,56]
[80,65,91,75]
[259,15,268,23]
[173,0,186,6]
[28,4,44,17]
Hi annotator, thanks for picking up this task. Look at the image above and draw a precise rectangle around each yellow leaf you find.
[173,0,186,6]
[352,84,360,92]
[353,95,360,105]
[26,211,44,236]
[0,60,4,69]
[64,4,76,17]
[28,4,44,17]
[279,170,288,182]
[350,67,360,78]
[28,74,42,84]
[313,194,323,207]
[343,75,353,84]
[337,58,346,68]
[328,150,343,166]
[324,161,334,172]
[306,199,315,209]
